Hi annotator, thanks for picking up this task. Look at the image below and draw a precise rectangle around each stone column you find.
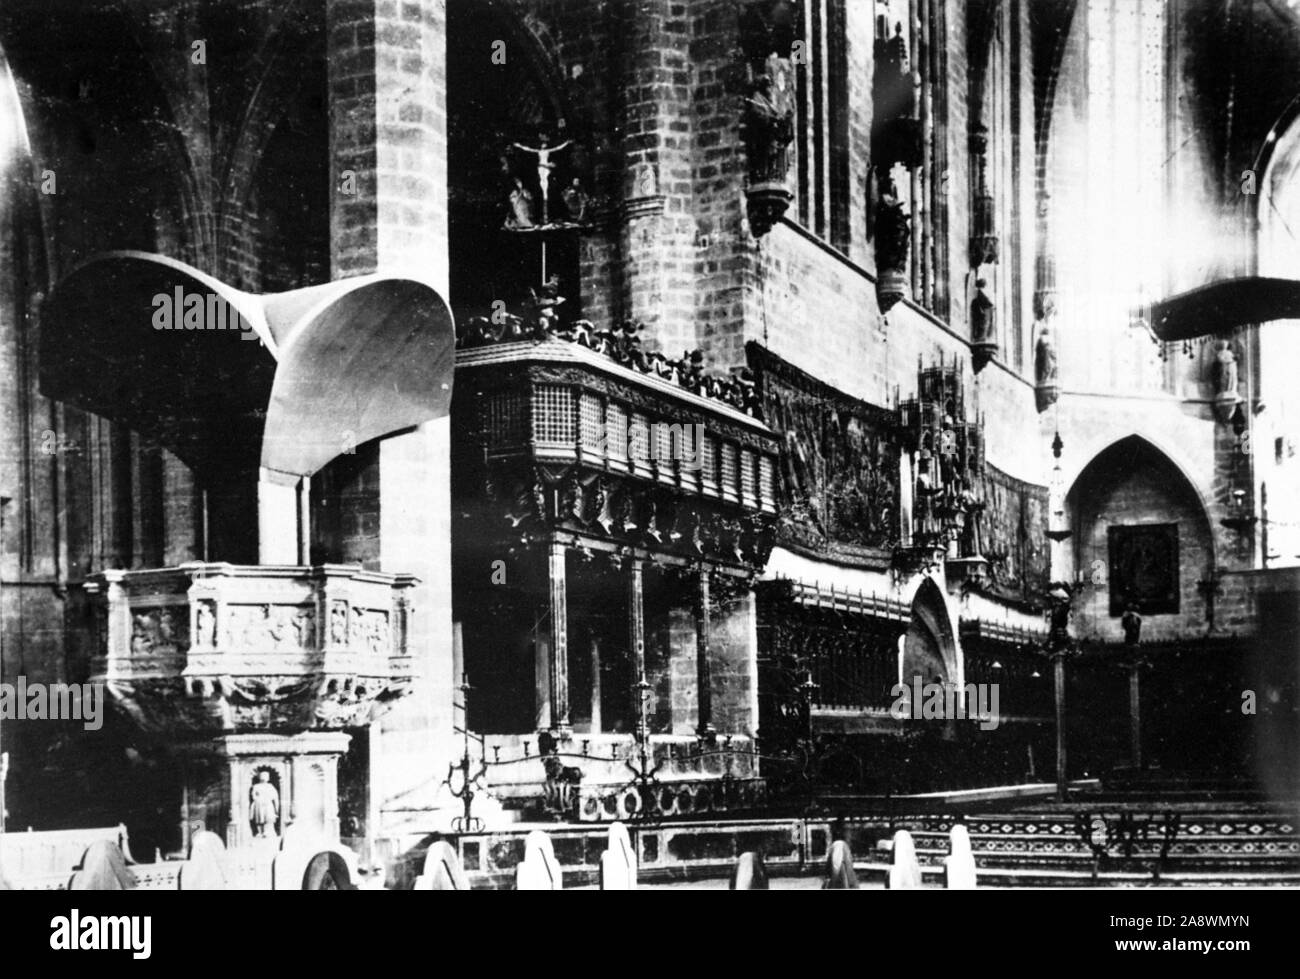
[1128,661,1143,770]
[589,637,602,734]
[326,0,453,833]
[628,558,647,742]
[1053,652,1067,801]
[257,467,300,565]
[695,566,715,738]
[547,541,570,735]
[616,0,694,352]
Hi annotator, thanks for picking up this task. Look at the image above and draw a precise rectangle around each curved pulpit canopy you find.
[1149,276,1300,342]
[39,250,455,481]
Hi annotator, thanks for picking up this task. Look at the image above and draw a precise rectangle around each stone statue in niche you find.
[250,771,280,839]
[742,73,795,186]
[1213,340,1242,421]
[292,607,315,649]
[873,176,911,311]
[330,603,347,645]
[195,602,215,647]
[1034,327,1059,413]
[970,278,998,372]
[1035,330,1058,386]
[1214,340,1238,399]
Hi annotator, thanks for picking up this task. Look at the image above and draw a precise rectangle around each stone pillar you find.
[257,468,303,565]
[548,541,570,735]
[1129,662,1143,770]
[326,0,453,832]
[695,567,715,738]
[534,638,552,731]
[589,637,602,734]
[628,558,647,742]
[1053,652,1067,801]
[296,477,311,565]
[616,0,694,352]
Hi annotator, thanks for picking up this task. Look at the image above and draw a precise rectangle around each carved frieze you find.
[129,605,190,659]
[85,564,419,736]
[227,604,316,651]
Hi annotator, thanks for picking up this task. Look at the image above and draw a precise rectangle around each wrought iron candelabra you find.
[443,674,488,832]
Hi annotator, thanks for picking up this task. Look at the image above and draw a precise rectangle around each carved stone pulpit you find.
[86,563,418,851]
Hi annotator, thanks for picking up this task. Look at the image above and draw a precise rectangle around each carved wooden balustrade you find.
[454,337,781,569]
[85,563,419,735]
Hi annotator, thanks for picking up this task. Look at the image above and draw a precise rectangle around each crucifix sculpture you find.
[512,134,572,225]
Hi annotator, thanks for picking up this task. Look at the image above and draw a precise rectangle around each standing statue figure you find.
[1035,330,1058,386]
[250,771,280,839]
[504,177,535,230]
[742,74,794,184]
[1214,340,1239,400]
[561,178,588,223]
[1121,604,1143,646]
[512,133,572,225]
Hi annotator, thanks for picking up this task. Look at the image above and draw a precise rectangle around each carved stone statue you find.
[1214,340,1238,400]
[330,604,347,645]
[1035,330,1058,386]
[742,74,794,186]
[196,602,215,647]
[250,771,280,839]
[1035,328,1059,412]
[504,177,535,230]
[970,278,997,372]
[561,178,588,223]
[874,179,912,312]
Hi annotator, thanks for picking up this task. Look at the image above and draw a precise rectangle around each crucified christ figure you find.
[512,134,572,224]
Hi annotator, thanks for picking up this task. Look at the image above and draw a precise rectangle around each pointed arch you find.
[900,576,962,688]
[1061,432,1214,528]
[1064,435,1217,623]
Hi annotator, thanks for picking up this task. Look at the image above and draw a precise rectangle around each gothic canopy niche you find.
[39,251,455,483]
[870,9,921,312]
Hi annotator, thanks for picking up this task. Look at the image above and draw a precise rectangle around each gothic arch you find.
[900,576,962,688]
[1064,434,1217,582]
[1061,432,1214,529]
